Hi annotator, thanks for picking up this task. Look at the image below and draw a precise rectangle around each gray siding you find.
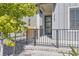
[52,3,79,44]
[52,3,79,29]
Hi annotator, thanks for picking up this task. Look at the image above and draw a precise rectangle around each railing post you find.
[56,29,59,48]
[0,39,3,56]
[26,30,28,45]
[34,29,36,46]
[0,33,3,56]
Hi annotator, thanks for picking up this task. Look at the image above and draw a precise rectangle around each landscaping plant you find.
[0,3,37,47]
[62,46,79,56]
[69,46,79,56]
[0,3,37,56]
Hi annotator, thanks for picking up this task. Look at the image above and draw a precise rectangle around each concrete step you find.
[17,45,72,56]
[18,50,64,56]
[24,45,71,54]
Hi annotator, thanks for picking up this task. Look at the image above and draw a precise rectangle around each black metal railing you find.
[2,29,79,55]
[25,29,79,48]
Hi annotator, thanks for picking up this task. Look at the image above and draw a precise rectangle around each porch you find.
[1,29,79,56]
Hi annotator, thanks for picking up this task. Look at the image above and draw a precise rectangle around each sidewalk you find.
[18,45,71,56]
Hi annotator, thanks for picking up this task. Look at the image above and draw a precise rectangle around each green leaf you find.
[3,39,15,47]
[0,3,37,47]
[69,46,78,56]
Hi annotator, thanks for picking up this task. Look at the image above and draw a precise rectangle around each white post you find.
[0,40,3,56]
[36,12,40,38]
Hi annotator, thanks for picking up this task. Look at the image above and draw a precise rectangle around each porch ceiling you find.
[37,3,56,16]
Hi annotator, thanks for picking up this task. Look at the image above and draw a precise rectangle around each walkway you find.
[18,45,71,56]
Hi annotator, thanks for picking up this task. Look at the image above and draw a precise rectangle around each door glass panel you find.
[45,17,52,22]
[45,28,52,34]
[45,16,52,35]
[45,23,52,28]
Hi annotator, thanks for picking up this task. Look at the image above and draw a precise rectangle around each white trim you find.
[68,6,79,8]
[36,12,40,38]
[52,12,55,29]
[68,6,70,29]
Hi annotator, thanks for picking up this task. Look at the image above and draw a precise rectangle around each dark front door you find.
[45,16,52,35]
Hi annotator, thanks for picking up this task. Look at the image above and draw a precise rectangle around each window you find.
[69,7,79,29]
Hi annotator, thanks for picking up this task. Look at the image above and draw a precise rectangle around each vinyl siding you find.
[52,3,79,29]
[52,3,79,43]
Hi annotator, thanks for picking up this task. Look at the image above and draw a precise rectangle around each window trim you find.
[68,6,79,30]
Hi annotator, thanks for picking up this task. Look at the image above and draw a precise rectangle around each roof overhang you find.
[37,3,56,16]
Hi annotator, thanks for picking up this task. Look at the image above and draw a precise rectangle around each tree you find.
[0,3,37,47]
[0,3,37,19]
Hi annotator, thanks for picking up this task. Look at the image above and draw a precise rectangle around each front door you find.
[45,16,52,35]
